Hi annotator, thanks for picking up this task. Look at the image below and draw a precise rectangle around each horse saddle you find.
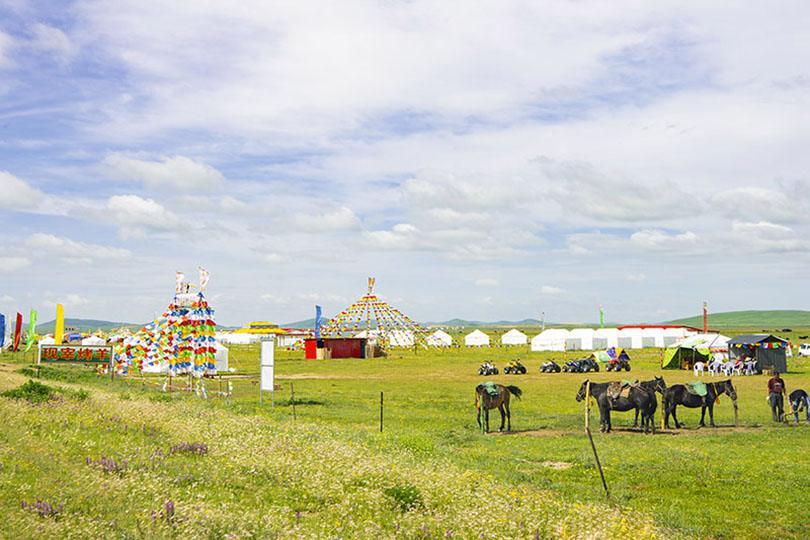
[480,381,501,397]
[607,381,635,401]
[685,381,708,397]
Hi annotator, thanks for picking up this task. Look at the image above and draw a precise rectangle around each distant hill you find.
[281,317,548,329]
[667,310,810,329]
[34,318,144,333]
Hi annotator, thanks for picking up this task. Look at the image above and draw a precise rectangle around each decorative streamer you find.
[0,313,5,350]
[54,304,64,345]
[24,309,37,352]
[13,312,22,351]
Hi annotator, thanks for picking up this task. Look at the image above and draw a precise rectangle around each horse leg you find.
[485,408,490,433]
[476,406,482,430]
[634,408,639,428]
[505,401,511,431]
[671,405,681,429]
[498,403,506,432]
[700,405,706,427]
[708,404,716,427]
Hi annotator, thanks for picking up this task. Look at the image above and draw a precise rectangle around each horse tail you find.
[506,385,523,400]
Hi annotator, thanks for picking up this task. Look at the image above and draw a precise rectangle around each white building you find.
[531,329,568,352]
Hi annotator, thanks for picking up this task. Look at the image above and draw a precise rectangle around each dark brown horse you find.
[633,377,667,427]
[576,380,657,433]
[663,379,737,428]
[475,383,522,433]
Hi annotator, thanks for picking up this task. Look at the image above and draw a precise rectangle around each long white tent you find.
[531,329,568,352]
[501,328,528,345]
[464,329,490,347]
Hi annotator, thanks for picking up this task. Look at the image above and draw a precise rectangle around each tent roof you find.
[672,333,731,350]
[728,334,789,345]
[502,329,527,338]
[466,329,489,337]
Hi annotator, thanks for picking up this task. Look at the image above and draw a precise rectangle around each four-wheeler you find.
[562,357,600,373]
[503,359,527,374]
[477,362,499,375]
[606,357,631,371]
[540,360,561,373]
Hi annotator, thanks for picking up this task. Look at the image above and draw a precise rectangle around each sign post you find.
[260,337,276,406]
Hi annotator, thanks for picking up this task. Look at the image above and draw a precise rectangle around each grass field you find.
[2,337,810,539]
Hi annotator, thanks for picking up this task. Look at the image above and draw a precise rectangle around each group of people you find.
[767,371,810,424]
[703,355,758,376]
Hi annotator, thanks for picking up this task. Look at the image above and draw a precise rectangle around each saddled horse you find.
[576,380,657,433]
[663,379,737,428]
[475,383,522,433]
[633,377,667,427]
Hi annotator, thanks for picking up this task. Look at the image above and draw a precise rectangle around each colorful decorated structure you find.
[318,277,432,349]
[114,268,216,377]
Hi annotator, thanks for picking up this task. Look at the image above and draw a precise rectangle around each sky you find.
[1,1,810,328]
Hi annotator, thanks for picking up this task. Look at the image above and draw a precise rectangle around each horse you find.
[475,383,522,433]
[663,379,737,428]
[633,377,667,428]
[576,380,657,434]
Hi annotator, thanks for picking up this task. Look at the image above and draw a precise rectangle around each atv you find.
[477,362,499,376]
[606,358,631,372]
[503,359,527,374]
[580,357,600,373]
[540,360,561,373]
[562,360,582,373]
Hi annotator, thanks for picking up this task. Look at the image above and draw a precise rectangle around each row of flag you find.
[0,307,49,352]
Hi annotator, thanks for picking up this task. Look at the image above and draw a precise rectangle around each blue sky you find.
[1,1,809,327]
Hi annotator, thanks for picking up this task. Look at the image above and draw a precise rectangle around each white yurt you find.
[215,342,229,371]
[81,335,106,346]
[501,329,528,346]
[531,329,568,352]
[220,332,261,345]
[386,330,414,347]
[427,330,453,347]
[38,336,56,345]
[566,328,595,351]
[464,329,490,347]
[592,328,619,349]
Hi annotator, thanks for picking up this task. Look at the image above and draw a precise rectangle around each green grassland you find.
[2,339,810,538]
[667,310,810,329]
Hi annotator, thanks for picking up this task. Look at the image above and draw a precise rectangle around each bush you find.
[1,380,54,403]
[383,484,423,511]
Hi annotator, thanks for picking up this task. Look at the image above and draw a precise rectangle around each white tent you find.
[663,327,694,347]
[641,327,665,348]
[566,328,595,351]
[531,329,568,352]
[215,342,229,371]
[617,328,643,349]
[501,329,528,346]
[592,328,619,349]
[81,335,106,346]
[387,330,414,347]
[427,330,453,347]
[220,332,261,345]
[464,329,490,347]
[38,336,56,345]
[671,333,731,351]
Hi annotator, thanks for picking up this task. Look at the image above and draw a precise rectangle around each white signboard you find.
[260,340,275,392]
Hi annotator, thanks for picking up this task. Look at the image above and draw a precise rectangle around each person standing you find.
[767,371,786,422]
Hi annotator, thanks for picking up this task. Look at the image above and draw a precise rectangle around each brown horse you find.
[475,383,523,433]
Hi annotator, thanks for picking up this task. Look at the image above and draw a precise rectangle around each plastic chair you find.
[693,362,705,377]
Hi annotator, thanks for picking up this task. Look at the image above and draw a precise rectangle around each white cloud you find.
[0,31,13,69]
[0,256,31,271]
[27,233,131,263]
[105,194,183,239]
[102,153,224,191]
[289,206,362,232]
[0,295,15,303]
[711,187,798,223]
[626,273,647,282]
[0,171,41,208]
[475,278,499,287]
[31,23,77,65]
[630,229,699,252]
[540,285,565,295]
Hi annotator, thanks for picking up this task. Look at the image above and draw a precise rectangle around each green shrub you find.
[1,380,54,403]
[382,484,423,511]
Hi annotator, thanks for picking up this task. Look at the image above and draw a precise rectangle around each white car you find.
[798,344,810,357]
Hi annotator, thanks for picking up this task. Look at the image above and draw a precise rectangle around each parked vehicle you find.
[606,357,631,371]
[478,362,499,375]
[798,344,810,357]
[503,359,527,374]
[540,360,561,373]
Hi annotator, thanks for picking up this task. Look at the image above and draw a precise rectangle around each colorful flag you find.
[0,313,4,350]
[198,266,210,290]
[315,305,322,339]
[367,277,375,294]
[175,271,185,294]
[13,312,22,351]
[599,305,604,328]
[54,304,64,345]
[24,309,37,352]
[703,301,708,334]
